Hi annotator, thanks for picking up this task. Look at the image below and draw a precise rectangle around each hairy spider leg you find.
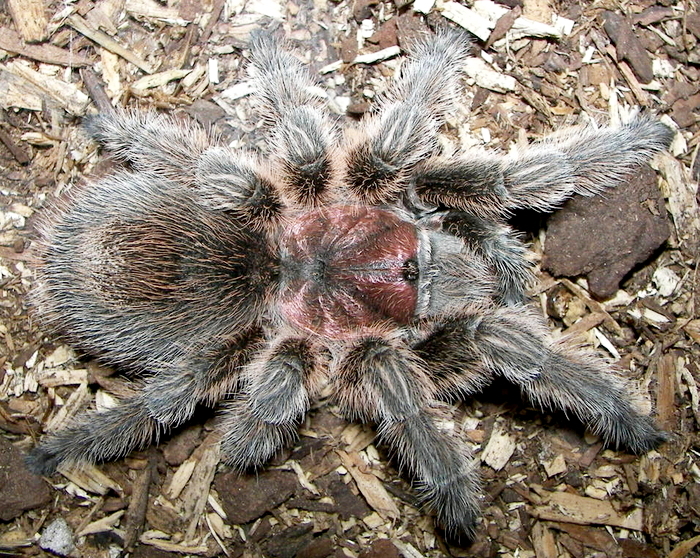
[333,337,481,537]
[412,116,674,215]
[417,306,667,454]
[438,212,532,306]
[219,337,324,469]
[26,329,262,475]
[344,30,471,204]
[248,33,338,206]
[84,110,213,186]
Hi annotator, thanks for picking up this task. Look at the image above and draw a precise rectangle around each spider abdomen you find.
[279,207,420,338]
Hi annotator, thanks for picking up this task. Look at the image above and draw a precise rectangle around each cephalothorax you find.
[28,31,672,539]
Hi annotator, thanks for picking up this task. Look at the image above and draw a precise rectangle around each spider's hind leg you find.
[85,110,212,185]
[27,330,260,475]
[247,33,338,207]
[219,336,324,470]
[333,336,481,539]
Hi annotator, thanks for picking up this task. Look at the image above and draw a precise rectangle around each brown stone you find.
[543,165,670,299]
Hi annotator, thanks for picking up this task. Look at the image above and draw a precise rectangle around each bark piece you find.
[214,469,298,524]
[0,437,52,521]
[602,11,654,84]
[7,0,48,43]
[358,539,401,558]
[264,523,315,558]
[0,28,91,67]
[533,491,643,530]
[543,165,670,299]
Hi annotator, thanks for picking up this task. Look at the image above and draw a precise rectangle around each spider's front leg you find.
[412,116,674,215]
[247,33,338,206]
[219,336,324,470]
[419,307,666,453]
[333,336,481,538]
[345,31,471,204]
[438,211,532,306]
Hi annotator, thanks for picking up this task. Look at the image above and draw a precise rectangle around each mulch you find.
[0,0,699,556]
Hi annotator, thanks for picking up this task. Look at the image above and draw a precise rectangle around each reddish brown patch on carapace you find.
[279,206,420,339]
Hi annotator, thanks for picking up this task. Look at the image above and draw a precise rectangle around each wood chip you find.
[668,535,700,558]
[337,449,400,520]
[77,510,125,537]
[131,69,192,94]
[530,522,558,558]
[543,454,567,477]
[7,0,48,43]
[463,57,516,93]
[657,153,700,253]
[58,463,123,496]
[353,46,401,65]
[123,456,154,549]
[139,532,208,555]
[0,67,43,111]
[125,0,190,25]
[532,491,643,530]
[0,28,91,67]
[67,14,154,74]
[439,2,492,42]
[656,353,676,430]
[181,433,221,541]
[3,61,90,116]
[481,423,516,471]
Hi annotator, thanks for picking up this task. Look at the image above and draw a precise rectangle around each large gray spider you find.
[28,31,672,539]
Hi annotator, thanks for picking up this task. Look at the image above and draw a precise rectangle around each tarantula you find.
[28,31,673,539]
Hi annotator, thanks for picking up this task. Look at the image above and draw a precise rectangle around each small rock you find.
[0,437,52,521]
[671,95,700,129]
[368,19,398,50]
[358,539,401,558]
[184,99,225,129]
[543,165,670,299]
[214,470,298,524]
[339,35,358,64]
[353,0,378,23]
[39,518,75,557]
